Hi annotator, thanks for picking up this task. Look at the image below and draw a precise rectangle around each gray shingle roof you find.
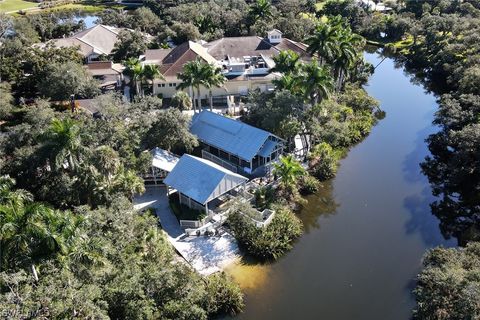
[190,111,273,161]
[164,154,248,205]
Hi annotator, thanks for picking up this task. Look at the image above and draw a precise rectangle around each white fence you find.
[239,209,275,228]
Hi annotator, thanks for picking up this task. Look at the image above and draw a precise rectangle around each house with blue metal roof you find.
[164,154,248,215]
[190,111,284,176]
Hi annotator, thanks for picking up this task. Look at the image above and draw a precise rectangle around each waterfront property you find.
[164,154,248,218]
[190,110,284,176]
[140,29,311,102]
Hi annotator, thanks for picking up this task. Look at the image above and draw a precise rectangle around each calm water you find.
[73,14,98,28]
[227,52,455,319]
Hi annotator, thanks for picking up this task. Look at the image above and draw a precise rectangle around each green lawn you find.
[0,0,39,13]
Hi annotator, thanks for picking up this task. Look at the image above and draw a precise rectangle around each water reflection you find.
[403,187,445,247]
[402,111,437,184]
[299,181,339,233]
[227,52,455,320]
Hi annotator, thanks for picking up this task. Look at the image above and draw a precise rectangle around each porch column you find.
[151,166,157,185]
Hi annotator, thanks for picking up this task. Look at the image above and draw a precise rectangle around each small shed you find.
[164,154,248,213]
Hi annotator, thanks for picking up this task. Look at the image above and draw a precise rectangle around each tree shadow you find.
[298,180,339,234]
[403,186,451,247]
[402,111,438,184]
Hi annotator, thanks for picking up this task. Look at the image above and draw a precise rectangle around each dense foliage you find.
[228,205,303,261]
[0,1,387,317]
[0,94,200,208]
[0,180,243,319]
[413,243,480,319]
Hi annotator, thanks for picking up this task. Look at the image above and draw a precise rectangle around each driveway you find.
[134,185,240,275]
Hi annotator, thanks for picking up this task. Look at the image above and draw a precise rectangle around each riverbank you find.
[226,51,455,319]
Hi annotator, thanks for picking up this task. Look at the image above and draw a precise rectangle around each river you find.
[226,51,456,319]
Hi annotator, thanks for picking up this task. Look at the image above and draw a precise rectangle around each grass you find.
[0,0,39,13]
[2,0,126,15]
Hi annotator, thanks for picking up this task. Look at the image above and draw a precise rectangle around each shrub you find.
[309,143,338,181]
[299,175,321,195]
[204,273,244,316]
[254,185,276,210]
[170,91,192,111]
[228,205,303,261]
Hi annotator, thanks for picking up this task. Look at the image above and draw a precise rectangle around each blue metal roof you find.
[163,154,248,205]
[258,140,278,158]
[190,111,274,161]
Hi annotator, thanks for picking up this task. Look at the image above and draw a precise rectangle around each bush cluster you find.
[228,206,303,261]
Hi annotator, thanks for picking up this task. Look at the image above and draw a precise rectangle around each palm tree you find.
[249,0,273,22]
[273,155,305,192]
[306,23,339,65]
[271,50,300,75]
[177,59,204,113]
[298,60,334,106]
[114,169,145,200]
[124,58,144,97]
[201,63,226,111]
[333,31,363,90]
[0,177,81,275]
[142,64,165,96]
[44,118,83,171]
[272,74,301,95]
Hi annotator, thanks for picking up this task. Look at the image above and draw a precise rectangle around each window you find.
[169,83,177,87]
[158,83,166,88]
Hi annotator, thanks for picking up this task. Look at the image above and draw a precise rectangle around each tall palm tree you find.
[272,74,301,95]
[333,31,363,90]
[124,58,144,97]
[142,64,165,96]
[306,23,339,65]
[177,59,204,113]
[44,118,83,171]
[201,63,226,111]
[273,155,305,192]
[298,60,334,106]
[271,50,300,75]
[249,0,273,22]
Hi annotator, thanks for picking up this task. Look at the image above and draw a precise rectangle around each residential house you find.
[140,29,311,104]
[86,61,124,91]
[164,154,248,215]
[190,110,284,177]
[45,25,124,62]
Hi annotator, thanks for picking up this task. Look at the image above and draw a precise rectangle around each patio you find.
[134,185,241,275]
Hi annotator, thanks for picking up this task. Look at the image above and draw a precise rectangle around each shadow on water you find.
[402,110,437,184]
[298,180,339,233]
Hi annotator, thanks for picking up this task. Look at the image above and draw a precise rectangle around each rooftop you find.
[190,111,278,161]
[151,147,179,172]
[163,154,248,205]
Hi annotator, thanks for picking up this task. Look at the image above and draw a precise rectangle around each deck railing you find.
[201,150,239,173]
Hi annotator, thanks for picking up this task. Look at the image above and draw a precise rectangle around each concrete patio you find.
[134,185,240,275]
